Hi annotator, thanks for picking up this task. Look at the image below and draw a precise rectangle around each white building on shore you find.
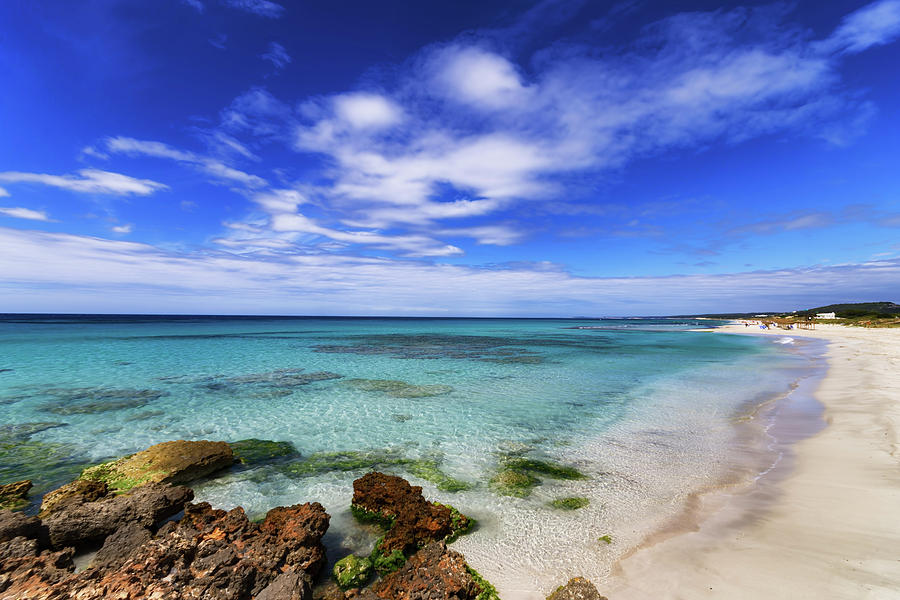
[816,312,837,319]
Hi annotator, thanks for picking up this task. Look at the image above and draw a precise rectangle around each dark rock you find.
[42,482,192,549]
[256,571,313,600]
[0,480,32,511]
[0,510,45,545]
[39,478,108,516]
[372,541,481,600]
[0,536,75,597]
[91,522,153,570]
[352,472,470,555]
[546,577,608,600]
[0,500,329,600]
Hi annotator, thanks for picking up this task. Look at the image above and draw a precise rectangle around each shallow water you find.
[0,315,814,596]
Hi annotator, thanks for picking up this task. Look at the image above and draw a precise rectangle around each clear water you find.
[0,316,814,597]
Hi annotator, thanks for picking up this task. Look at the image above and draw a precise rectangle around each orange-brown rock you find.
[0,500,330,600]
[351,472,469,555]
[372,541,481,600]
[547,577,608,600]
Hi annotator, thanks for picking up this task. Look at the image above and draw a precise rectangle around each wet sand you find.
[607,324,900,599]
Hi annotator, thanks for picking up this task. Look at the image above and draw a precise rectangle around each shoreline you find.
[606,324,900,599]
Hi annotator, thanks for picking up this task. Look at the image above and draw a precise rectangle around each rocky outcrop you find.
[0,510,46,545]
[0,500,330,600]
[0,480,31,511]
[77,439,234,492]
[372,541,481,600]
[547,577,608,600]
[352,472,472,555]
[41,482,193,549]
[38,479,108,515]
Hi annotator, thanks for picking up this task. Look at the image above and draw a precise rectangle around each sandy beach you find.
[607,323,900,599]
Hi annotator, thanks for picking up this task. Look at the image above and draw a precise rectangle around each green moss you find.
[435,503,476,543]
[503,458,586,480]
[350,504,395,529]
[345,378,453,398]
[332,554,373,589]
[0,431,90,497]
[406,459,472,492]
[369,538,407,576]
[489,468,539,497]
[466,566,501,600]
[278,448,412,478]
[598,534,612,544]
[229,439,298,465]
[548,497,589,510]
[79,457,162,493]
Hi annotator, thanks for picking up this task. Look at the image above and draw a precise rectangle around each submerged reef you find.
[345,378,453,398]
[490,455,587,498]
[35,387,169,415]
[230,438,299,466]
[275,448,472,492]
[0,422,89,497]
[312,333,547,364]
[548,497,590,510]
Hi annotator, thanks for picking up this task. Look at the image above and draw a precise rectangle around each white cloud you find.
[182,0,204,12]
[826,0,900,54]
[0,169,166,196]
[111,224,133,234]
[261,42,291,69]
[285,3,891,240]
[80,145,109,160]
[333,93,404,130]
[224,0,284,18]
[104,137,267,188]
[0,187,8,197]
[431,46,528,109]
[1,226,899,316]
[0,207,53,221]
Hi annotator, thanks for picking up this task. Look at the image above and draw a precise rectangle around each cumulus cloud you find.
[283,1,895,241]
[0,187,8,197]
[0,207,53,221]
[2,226,899,315]
[111,224,133,234]
[0,169,166,196]
[261,42,291,70]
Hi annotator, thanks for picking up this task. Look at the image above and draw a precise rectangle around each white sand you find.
[606,324,900,599]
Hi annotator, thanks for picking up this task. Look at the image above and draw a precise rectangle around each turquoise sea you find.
[0,315,820,597]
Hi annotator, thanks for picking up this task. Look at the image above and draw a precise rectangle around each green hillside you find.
[799,302,900,318]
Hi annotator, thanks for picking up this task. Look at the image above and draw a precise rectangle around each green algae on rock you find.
[344,378,453,398]
[79,440,234,493]
[229,439,299,465]
[549,497,589,510]
[489,467,540,497]
[277,448,473,493]
[467,566,501,600]
[503,457,586,480]
[0,423,88,496]
[490,455,587,497]
[0,480,32,511]
[332,554,373,589]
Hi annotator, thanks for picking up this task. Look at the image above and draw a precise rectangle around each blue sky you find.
[1,0,899,316]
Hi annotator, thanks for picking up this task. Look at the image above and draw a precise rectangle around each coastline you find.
[606,324,900,599]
